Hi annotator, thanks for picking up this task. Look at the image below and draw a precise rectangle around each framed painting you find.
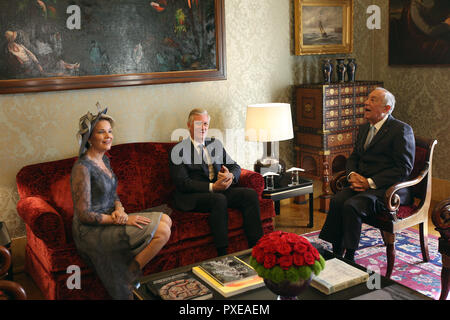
[294,0,353,56]
[389,0,450,65]
[0,0,226,94]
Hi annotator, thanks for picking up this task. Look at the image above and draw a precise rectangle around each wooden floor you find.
[13,197,441,300]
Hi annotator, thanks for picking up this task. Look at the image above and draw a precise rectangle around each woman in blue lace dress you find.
[70,107,172,299]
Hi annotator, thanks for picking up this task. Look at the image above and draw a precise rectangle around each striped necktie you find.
[200,144,215,181]
[364,125,376,150]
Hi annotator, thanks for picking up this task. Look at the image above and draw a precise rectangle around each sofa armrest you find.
[16,197,66,248]
[238,169,264,197]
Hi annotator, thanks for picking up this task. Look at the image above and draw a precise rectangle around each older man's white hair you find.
[374,87,396,114]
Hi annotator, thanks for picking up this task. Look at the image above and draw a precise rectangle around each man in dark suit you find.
[169,109,263,256]
[319,88,415,261]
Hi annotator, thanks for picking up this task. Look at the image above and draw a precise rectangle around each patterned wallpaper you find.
[0,0,448,239]
[0,0,293,238]
[290,0,449,180]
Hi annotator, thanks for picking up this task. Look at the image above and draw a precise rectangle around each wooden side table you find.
[262,176,314,228]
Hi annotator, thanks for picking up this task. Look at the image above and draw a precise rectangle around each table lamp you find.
[245,103,294,174]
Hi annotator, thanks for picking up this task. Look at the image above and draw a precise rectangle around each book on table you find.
[192,256,264,297]
[145,272,212,300]
[311,258,369,295]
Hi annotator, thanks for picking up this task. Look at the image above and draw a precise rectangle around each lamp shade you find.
[245,103,294,142]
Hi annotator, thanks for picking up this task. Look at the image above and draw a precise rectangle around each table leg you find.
[274,201,280,215]
[307,192,314,228]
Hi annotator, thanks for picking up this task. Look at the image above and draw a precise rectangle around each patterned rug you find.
[302,224,446,300]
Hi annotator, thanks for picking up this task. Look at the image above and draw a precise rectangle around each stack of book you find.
[192,256,264,298]
[145,272,213,300]
[310,258,369,295]
[146,255,264,299]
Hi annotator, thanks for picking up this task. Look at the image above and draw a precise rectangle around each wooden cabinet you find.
[294,81,383,212]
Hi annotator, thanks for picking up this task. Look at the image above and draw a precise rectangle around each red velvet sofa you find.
[16,142,275,299]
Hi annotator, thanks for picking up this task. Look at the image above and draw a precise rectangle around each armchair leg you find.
[440,255,450,300]
[382,231,396,279]
[419,221,430,262]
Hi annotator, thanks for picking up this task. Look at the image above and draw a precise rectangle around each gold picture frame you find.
[295,0,353,55]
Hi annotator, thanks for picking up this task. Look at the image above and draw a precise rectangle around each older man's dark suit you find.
[319,115,415,250]
[169,138,263,251]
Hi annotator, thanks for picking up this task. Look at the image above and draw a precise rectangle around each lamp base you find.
[254,157,286,175]
[254,157,279,175]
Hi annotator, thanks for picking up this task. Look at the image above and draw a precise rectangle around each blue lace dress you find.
[70,155,161,299]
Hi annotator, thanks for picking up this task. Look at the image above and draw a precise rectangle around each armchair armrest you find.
[0,246,11,277]
[330,171,347,194]
[16,196,66,248]
[238,169,264,197]
[431,197,450,241]
[0,280,27,300]
[384,162,430,213]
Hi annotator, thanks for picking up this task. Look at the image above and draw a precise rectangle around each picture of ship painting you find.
[302,6,343,45]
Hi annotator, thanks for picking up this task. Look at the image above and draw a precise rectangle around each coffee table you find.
[262,176,314,228]
[133,248,432,301]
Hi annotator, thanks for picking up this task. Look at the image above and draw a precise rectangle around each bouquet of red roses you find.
[249,231,325,283]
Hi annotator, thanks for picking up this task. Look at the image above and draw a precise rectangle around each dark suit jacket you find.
[169,137,241,211]
[346,115,415,204]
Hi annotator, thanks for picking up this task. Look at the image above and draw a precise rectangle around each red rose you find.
[268,231,283,240]
[283,233,302,244]
[252,246,265,264]
[304,251,315,265]
[293,252,305,266]
[299,236,310,245]
[278,255,293,270]
[293,242,307,253]
[310,246,320,260]
[264,253,277,269]
[260,240,276,254]
[275,240,292,255]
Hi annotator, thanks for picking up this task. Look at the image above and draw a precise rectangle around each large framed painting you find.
[389,0,450,65]
[294,0,353,55]
[0,0,226,94]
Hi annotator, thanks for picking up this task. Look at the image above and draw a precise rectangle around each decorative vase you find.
[321,59,333,83]
[264,276,312,300]
[346,58,357,82]
[336,58,346,83]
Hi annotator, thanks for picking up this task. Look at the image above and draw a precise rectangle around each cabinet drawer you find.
[355,116,367,126]
[325,108,339,119]
[355,85,369,94]
[355,95,366,104]
[324,86,339,97]
[341,107,354,116]
[327,131,353,147]
[324,98,339,108]
[355,105,365,115]
[340,86,353,95]
[325,119,339,130]
[340,116,355,128]
[341,96,354,106]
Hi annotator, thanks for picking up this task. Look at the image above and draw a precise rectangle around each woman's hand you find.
[126,215,151,229]
[111,207,128,225]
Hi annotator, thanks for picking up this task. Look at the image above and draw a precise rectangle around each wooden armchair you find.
[431,198,450,300]
[0,246,27,300]
[330,136,437,278]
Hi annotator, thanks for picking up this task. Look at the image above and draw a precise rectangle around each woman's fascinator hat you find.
[76,102,115,157]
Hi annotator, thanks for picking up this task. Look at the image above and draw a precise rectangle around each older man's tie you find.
[364,125,376,150]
